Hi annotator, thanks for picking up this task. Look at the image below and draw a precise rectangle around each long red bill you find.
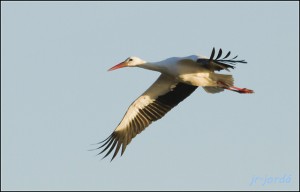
[108,62,127,71]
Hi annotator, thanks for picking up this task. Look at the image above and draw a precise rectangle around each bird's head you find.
[108,56,146,71]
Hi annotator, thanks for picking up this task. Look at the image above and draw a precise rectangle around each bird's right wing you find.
[98,74,198,161]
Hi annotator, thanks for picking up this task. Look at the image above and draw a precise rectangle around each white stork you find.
[97,48,254,161]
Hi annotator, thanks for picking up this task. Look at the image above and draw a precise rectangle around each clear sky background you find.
[1,2,299,191]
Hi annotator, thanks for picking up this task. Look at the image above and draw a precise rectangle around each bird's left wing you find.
[197,48,247,71]
[98,74,198,161]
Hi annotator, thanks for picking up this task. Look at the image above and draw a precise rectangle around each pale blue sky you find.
[1,1,299,191]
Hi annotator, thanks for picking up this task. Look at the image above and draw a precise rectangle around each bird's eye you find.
[129,58,133,61]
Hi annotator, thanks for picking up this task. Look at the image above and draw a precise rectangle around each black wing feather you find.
[209,47,215,61]
[215,49,223,60]
[198,48,247,71]
[222,51,231,59]
[96,76,198,161]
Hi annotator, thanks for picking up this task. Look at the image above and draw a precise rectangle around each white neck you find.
[137,62,167,73]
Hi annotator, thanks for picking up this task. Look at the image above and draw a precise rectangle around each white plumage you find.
[97,48,254,161]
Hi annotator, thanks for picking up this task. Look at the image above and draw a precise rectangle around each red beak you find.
[108,62,127,71]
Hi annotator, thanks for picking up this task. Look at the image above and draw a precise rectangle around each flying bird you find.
[97,48,254,161]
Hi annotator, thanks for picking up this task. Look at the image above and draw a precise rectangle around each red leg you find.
[226,86,254,94]
[218,81,254,94]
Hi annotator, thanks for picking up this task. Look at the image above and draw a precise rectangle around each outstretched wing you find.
[98,74,198,161]
[197,47,247,71]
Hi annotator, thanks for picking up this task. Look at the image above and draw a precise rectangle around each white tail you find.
[211,73,234,87]
[203,87,224,93]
